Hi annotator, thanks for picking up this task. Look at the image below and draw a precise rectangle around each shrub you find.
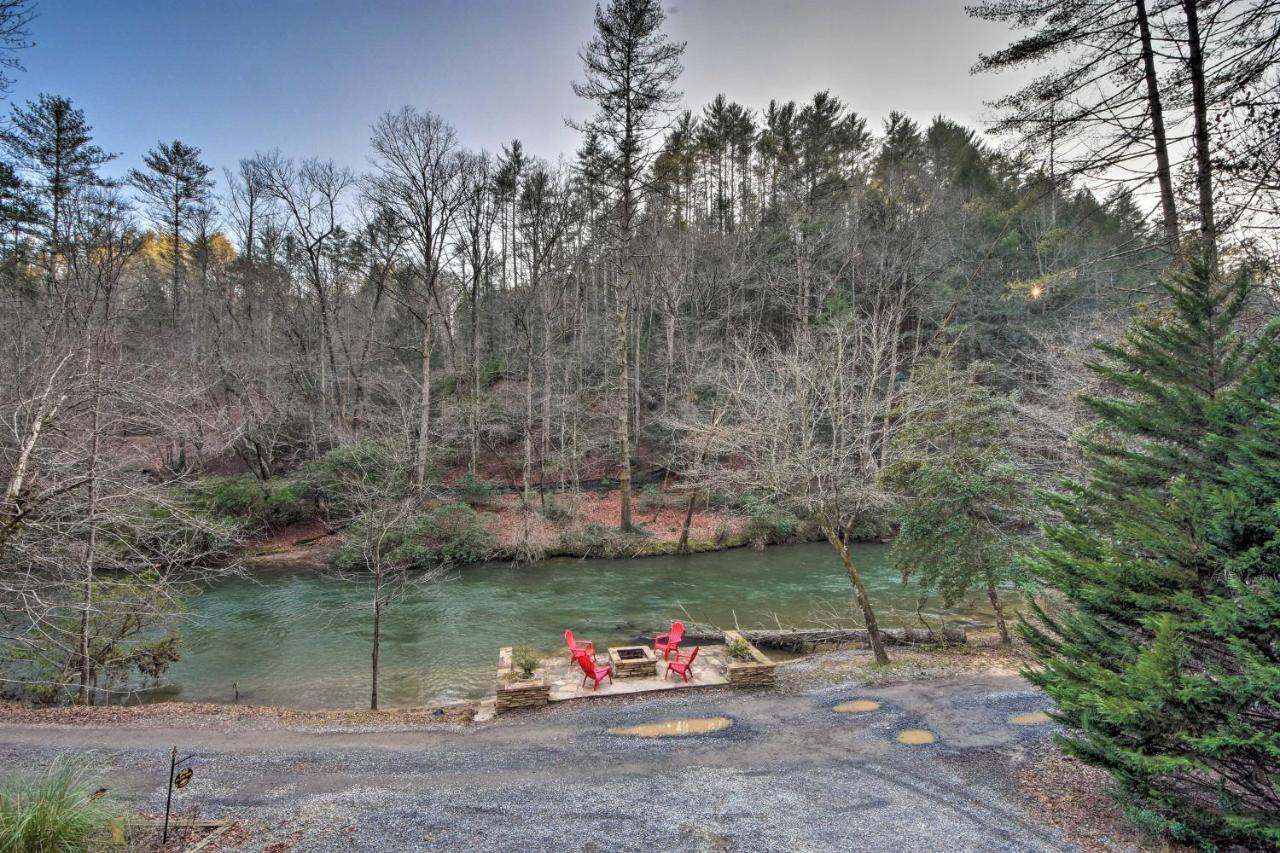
[2,573,184,705]
[541,492,581,523]
[458,473,499,508]
[332,501,496,570]
[743,504,799,548]
[703,491,736,511]
[299,439,414,519]
[417,502,496,563]
[0,757,117,852]
[636,483,665,513]
[510,646,541,680]
[185,474,309,533]
[558,523,651,558]
[712,524,732,546]
[481,356,509,387]
[727,638,755,662]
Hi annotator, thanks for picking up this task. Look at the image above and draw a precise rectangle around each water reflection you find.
[833,699,882,713]
[607,717,733,737]
[895,729,936,745]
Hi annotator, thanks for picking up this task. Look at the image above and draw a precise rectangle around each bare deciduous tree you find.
[690,315,906,664]
[368,108,467,492]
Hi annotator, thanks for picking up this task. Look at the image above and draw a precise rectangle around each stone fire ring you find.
[608,645,659,678]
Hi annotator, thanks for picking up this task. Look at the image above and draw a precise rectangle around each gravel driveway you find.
[0,672,1074,851]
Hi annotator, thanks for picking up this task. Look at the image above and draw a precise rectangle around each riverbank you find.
[243,485,821,569]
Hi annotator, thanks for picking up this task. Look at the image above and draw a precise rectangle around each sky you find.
[11,0,1034,184]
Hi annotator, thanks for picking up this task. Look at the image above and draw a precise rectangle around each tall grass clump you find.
[0,756,116,852]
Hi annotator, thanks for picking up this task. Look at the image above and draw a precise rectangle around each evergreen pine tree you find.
[1171,339,1280,846]
[0,93,114,252]
[1023,257,1279,848]
[127,140,214,323]
[886,350,1035,644]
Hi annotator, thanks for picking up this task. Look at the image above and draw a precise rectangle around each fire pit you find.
[608,645,658,678]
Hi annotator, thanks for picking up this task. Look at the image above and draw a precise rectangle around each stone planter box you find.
[722,630,776,688]
[495,646,549,715]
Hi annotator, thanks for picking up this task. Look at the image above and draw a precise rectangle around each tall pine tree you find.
[1024,257,1280,847]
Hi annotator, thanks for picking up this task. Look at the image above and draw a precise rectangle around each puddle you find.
[895,729,936,745]
[833,699,881,714]
[607,717,733,737]
[1008,711,1052,726]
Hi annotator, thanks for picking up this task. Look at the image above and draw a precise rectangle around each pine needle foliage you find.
[1022,257,1280,849]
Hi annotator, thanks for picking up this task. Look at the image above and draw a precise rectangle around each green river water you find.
[164,542,1013,709]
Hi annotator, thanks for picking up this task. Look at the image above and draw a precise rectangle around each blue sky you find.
[11,1,1031,183]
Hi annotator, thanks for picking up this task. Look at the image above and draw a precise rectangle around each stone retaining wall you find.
[723,630,777,688]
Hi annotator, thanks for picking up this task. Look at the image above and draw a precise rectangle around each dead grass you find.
[1018,751,1194,853]
[778,629,1033,691]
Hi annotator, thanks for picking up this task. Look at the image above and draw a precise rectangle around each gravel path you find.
[0,673,1074,851]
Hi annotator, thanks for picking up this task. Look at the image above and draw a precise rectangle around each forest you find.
[0,0,1278,848]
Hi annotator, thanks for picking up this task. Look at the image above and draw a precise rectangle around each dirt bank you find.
[243,486,773,569]
[484,488,752,554]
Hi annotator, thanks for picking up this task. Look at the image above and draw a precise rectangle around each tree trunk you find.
[664,311,676,405]
[677,492,697,553]
[632,301,642,453]
[617,298,633,533]
[878,327,900,472]
[371,568,382,711]
[678,407,721,553]
[1181,0,1217,267]
[1,368,66,550]
[986,572,1011,644]
[470,271,482,476]
[171,200,182,325]
[78,356,104,705]
[523,334,535,508]
[414,318,434,492]
[1136,0,1180,256]
[821,521,889,665]
[540,284,553,503]
[795,225,808,333]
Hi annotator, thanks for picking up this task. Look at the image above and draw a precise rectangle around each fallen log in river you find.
[673,626,967,653]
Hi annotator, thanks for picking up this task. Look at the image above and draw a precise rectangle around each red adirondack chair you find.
[564,629,594,666]
[654,621,685,659]
[664,646,700,682]
[577,654,613,691]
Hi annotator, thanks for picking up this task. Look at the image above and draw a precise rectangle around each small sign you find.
[174,767,193,789]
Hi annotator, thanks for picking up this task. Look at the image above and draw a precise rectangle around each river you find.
[162,541,1014,709]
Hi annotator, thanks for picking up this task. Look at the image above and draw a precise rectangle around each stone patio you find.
[546,645,730,702]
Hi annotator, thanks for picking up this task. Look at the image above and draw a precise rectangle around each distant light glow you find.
[1029,284,1044,300]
